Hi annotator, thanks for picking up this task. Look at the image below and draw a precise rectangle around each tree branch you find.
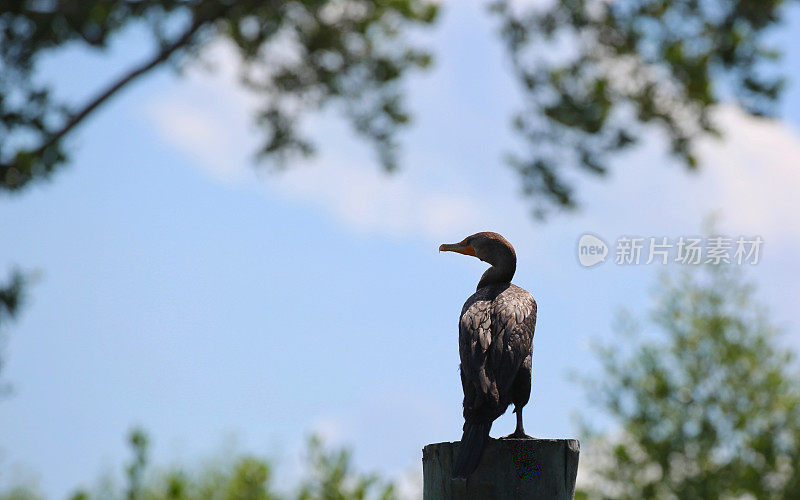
[32,13,211,159]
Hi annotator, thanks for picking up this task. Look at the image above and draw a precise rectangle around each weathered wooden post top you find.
[423,438,579,499]
[432,232,580,498]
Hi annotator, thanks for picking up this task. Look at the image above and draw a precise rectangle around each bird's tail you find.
[452,421,491,479]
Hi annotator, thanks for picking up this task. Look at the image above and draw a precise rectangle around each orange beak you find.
[439,240,477,257]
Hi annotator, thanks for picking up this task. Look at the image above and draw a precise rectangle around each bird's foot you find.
[501,430,534,440]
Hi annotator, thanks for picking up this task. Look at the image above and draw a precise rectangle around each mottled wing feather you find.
[459,284,536,421]
[459,298,494,406]
[492,286,536,396]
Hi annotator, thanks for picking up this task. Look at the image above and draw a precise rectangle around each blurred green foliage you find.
[492,0,796,216]
[297,435,396,500]
[0,269,25,328]
[0,268,27,394]
[0,0,439,191]
[0,487,42,500]
[576,265,800,499]
[2,0,796,215]
[0,429,401,500]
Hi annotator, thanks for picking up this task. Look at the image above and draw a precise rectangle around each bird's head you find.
[439,232,516,266]
[440,232,517,288]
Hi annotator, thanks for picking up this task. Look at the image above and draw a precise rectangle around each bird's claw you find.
[502,431,534,440]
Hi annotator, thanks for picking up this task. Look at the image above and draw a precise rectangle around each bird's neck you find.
[477,253,516,290]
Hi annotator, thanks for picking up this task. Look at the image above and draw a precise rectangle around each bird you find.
[439,232,537,479]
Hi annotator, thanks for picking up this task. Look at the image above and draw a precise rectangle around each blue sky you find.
[2,1,800,497]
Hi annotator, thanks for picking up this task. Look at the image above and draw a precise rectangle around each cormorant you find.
[439,232,537,479]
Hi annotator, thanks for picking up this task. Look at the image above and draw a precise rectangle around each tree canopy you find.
[1,0,796,213]
[0,0,439,192]
[493,0,793,215]
[0,429,402,500]
[577,265,800,499]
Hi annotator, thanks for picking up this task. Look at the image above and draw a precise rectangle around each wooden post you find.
[422,438,580,499]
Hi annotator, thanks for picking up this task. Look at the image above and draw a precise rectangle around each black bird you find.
[439,232,537,479]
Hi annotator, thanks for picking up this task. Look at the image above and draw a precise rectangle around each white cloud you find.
[146,41,487,241]
[148,88,484,239]
[149,99,246,183]
[268,160,483,239]
[146,37,800,253]
[697,105,800,240]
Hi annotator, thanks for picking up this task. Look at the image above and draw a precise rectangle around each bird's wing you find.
[459,294,496,413]
[488,286,536,399]
[459,285,537,418]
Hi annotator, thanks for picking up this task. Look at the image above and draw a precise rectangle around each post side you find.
[422,438,579,499]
